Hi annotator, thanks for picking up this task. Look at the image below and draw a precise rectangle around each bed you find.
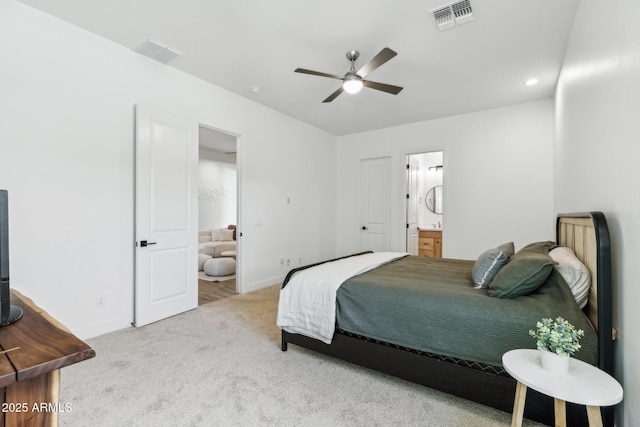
[278,212,615,427]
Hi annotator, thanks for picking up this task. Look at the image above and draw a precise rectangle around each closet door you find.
[360,157,391,252]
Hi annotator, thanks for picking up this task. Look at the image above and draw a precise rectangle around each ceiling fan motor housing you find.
[346,50,360,62]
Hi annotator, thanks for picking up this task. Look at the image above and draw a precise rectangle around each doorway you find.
[405,151,443,255]
[197,125,239,305]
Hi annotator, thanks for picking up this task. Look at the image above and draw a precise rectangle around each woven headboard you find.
[556,212,614,375]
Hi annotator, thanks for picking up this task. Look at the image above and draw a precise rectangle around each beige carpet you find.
[59,285,544,426]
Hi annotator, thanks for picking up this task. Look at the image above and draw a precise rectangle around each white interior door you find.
[134,104,198,327]
[406,156,419,255]
[360,157,391,252]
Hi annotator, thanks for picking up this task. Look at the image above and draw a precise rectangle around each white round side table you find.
[502,349,622,427]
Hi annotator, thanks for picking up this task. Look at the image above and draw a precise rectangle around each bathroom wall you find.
[417,151,443,230]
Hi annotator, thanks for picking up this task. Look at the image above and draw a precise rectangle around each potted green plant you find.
[529,316,584,374]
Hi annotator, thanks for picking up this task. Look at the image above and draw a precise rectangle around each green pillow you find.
[488,250,556,298]
[517,241,557,255]
[471,242,514,289]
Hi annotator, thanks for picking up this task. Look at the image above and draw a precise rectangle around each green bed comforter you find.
[336,255,598,367]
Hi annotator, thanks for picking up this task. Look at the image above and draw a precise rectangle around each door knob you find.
[140,240,157,247]
[362,226,368,230]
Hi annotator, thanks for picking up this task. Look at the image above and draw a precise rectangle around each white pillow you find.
[549,246,591,309]
[211,228,221,241]
[219,228,234,241]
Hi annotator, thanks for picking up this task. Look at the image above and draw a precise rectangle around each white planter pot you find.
[540,350,570,374]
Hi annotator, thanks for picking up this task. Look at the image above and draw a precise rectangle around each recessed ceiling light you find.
[525,78,539,86]
[250,86,262,94]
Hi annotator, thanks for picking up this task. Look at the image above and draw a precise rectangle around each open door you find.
[406,156,419,255]
[134,104,198,327]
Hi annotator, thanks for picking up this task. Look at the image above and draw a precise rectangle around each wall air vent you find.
[134,39,184,64]
[431,0,474,31]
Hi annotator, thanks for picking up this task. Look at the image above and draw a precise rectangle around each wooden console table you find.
[0,290,95,426]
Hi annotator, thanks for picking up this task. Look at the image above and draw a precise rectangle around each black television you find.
[0,190,23,326]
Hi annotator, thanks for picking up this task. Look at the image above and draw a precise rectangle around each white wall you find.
[554,1,640,425]
[336,99,554,260]
[416,151,443,229]
[0,0,336,338]
[198,149,237,231]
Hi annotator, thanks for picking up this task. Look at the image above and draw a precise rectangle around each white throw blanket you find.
[277,252,408,344]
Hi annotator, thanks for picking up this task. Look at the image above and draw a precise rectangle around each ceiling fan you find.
[295,47,403,103]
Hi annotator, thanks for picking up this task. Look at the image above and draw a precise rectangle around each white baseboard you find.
[75,275,285,339]
[240,274,285,293]
[74,316,132,340]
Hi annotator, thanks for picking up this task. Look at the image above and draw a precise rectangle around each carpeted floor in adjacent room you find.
[59,284,545,426]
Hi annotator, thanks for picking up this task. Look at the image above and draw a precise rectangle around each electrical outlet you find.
[96,296,106,308]
[286,259,290,266]
[280,258,285,267]
[298,257,302,265]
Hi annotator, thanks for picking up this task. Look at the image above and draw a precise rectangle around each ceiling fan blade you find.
[356,48,397,78]
[363,80,403,95]
[294,68,344,80]
[322,87,344,103]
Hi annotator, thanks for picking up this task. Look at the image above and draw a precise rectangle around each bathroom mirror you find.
[425,185,443,214]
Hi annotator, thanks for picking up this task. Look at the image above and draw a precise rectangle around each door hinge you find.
[406,194,410,199]
[406,164,410,169]
[406,223,409,229]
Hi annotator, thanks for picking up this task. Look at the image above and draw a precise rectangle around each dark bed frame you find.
[281,212,615,427]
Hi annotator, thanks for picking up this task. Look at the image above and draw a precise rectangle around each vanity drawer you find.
[419,249,435,258]
[419,237,435,250]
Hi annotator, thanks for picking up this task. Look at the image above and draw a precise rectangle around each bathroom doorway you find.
[405,151,443,256]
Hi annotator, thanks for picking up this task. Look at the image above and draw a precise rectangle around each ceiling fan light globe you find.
[343,77,363,94]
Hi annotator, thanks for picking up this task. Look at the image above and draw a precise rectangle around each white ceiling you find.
[199,126,236,154]
[19,0,579,136]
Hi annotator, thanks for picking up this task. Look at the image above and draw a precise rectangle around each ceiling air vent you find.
[134,39,184,64]
[431,0,474,31]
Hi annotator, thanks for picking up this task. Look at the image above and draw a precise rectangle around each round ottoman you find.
[203,257,236,277]
[198,253,213,271]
